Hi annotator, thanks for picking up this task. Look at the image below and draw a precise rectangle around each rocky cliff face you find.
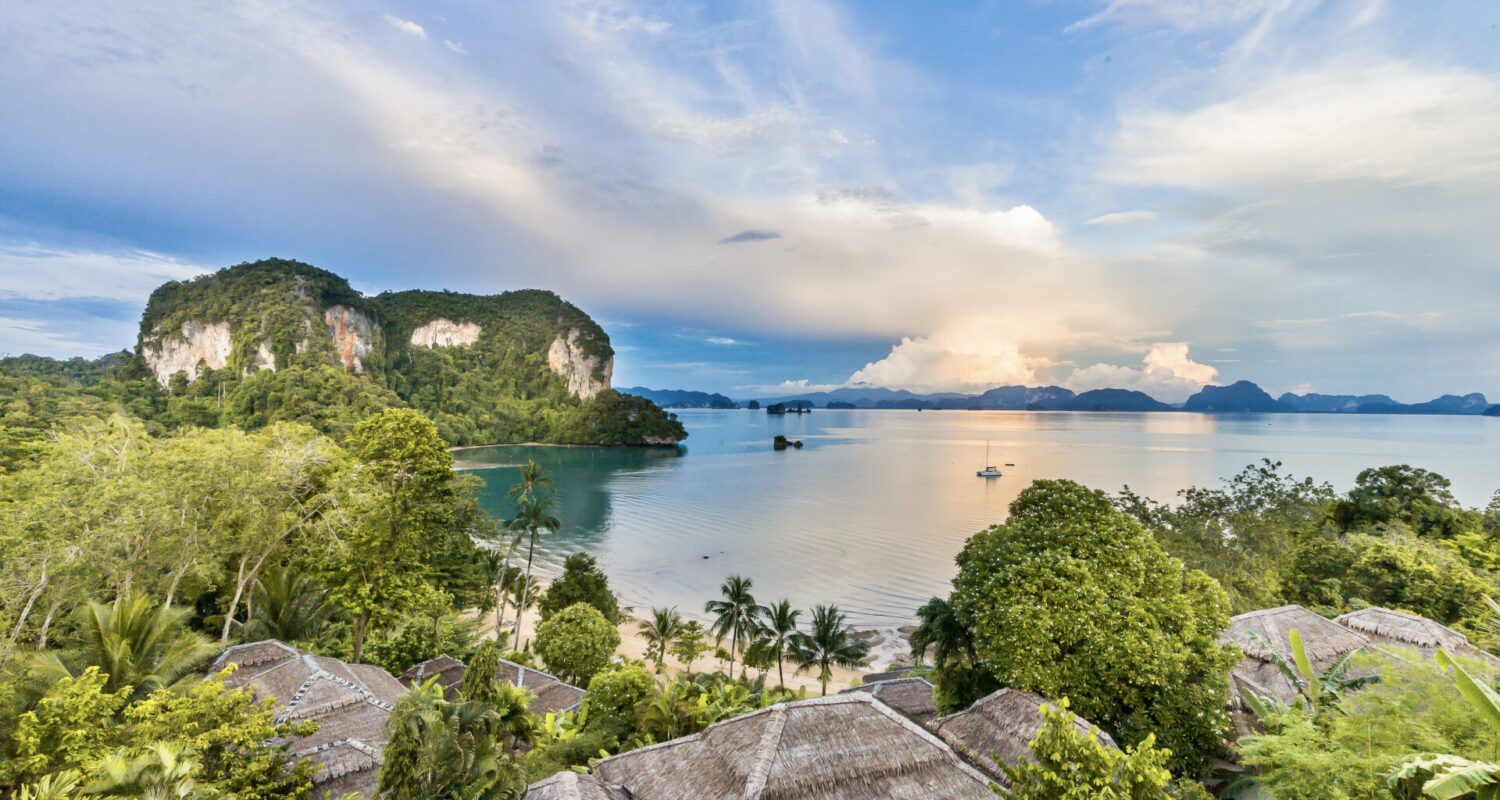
[143,321,234,386]
[548,329,612,400]
[324,305,376,374]
[410,319,481,348]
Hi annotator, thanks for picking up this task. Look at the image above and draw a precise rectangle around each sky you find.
[2,0,1499,402]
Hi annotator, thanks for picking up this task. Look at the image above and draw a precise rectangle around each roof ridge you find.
[742,706,787,800]
[858,691,994,787]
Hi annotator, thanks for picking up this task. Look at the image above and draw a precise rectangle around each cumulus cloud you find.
[1066,343,1218,402]
[383,14,426,38]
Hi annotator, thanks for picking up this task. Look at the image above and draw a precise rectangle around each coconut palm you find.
[793,604,869,696]
[750,599,801,689]
[910,596,969,671]
[705,575,760,677]
[241,565,334,644]
[508,493,559,646]
[639,607,685,673]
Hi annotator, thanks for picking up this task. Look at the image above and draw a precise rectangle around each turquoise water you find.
[456,409,1500,628]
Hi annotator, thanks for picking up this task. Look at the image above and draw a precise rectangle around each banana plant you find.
[1389,648,1500,799]
[1241,628,1378,719]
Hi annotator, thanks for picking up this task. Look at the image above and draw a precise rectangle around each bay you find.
[457,409,1500,629]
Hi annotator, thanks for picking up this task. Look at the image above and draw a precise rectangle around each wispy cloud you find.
[719,230,781,244]
[383,14,426,38]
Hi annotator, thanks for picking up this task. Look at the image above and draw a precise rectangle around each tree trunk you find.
[512,530,536,645]
[220,555,250,644]
[495,538,516,641]
[163,561,190,609]
[38,598,62,650]
[0,568,47,670]
[353,608,370,663]
[777,642,785,689]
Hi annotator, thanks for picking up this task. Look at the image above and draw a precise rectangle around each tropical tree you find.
[1001,698,1201,800]
[639,607,685,673]
[533,603,620,686]
[950,479,1238,773]
[538,553,619,624]
[910,595,998,713]
[1389,647,1500,800]
[508,495,560,646]
[749,600,800,689]
[460,641,537,749]
[378,679,525,800]
[793,604,869,695]
[704,575,760,677]
[45,595,217,704]
[241,565,335,644]
[669,621,709,675]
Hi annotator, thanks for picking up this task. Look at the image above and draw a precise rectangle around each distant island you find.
[625,379,1497,417]
[1,259,687,446]
[618,387,738,409]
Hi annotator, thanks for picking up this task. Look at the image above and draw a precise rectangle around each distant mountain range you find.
[624,380,1499,416]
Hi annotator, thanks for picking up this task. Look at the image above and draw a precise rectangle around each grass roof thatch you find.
[1224,605,1370,705]
[839,677,939,726]
[560,693,994,800]
[927,688,1115,787]
[398,654,586,715]
[525,771,631,800]
[211,640,402,795]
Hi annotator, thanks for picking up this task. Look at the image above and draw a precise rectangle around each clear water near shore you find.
[457,409,1500,631]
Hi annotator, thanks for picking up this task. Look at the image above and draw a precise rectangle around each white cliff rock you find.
[324,305,376,373]
[410,319,481,348]
[251,341,277,373]
[547,329,612,400]
[143,321,233,387]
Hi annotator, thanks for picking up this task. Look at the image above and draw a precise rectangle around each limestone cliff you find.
[410,319,482,348]
[324,305,377,373]
[142,320,233,385]
[548,329,613,400]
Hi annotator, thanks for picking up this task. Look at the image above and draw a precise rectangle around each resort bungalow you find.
[1334,606,1500,668]
[399,653,586,716]
[838,676,939,726]
[525,686,1116,799]
[207,640,407,798]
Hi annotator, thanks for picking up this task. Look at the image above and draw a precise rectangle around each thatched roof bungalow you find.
[398,654,585,716]
[839,677,939,726]
[1224,604,1370,706]
[209,640,406,798]
[927,688,1116,788]
[526,692,997,799]
[1334,607,1500,668]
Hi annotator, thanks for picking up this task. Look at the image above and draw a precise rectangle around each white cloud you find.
[1065,343,1218,402]
[1086,210,1159,226]
[383,14,426,38]
[1108,62,1500,190]
[735,378,843,395]
[845,335,1053,393]
[0,241,208,302]
[443,40,466,54]
[705,336,740,345]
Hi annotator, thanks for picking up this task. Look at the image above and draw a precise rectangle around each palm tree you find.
[44,595,218,704]
[379,679,524,800]
[241,565,334,644]
[639,607,685,673]
[500,462,553,643]
[508,494,559,646]
[751,599,801,689]
[705,575,760,677]
[793,604,869,695]
[910,596,969,671]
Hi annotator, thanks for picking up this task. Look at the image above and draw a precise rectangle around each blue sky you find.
[3,0,1499,401]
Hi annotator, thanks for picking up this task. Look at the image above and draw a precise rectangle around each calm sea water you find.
[456,410,1500,629]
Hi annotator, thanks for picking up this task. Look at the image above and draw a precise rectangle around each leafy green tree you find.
[1001,698,1200,800]
[951,479,1237,774]
[533,603,620,686]
[326,409,456,663]
[1333,465,1472,539]
[1283,526,1492,624]
[704,575,760,677]
[460,641,537,749]
[639,607,684,673]
[669,621,709,674]
[749,600,800,689]
[377,679,526,800]
[538,553,619,624]
[584,662,656,739]
[365,612,483,676]
[793,604,868,696]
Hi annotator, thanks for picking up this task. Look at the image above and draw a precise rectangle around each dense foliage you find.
[533,603,620,686]
[538,553,621,624]
[943,479,1238,775]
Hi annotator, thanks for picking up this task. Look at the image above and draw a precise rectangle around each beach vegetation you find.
[533,603,620,686]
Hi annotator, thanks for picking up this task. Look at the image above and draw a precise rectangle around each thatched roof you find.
[839,677,938,726]
[1335,606,1473,651]
[397,655,585,716]
[1224,605,1370,705]
[861,666,916,684]
[211,640,404,797]
[927,688,1115,787]
[524,771,632,800]
[539,693,995,800]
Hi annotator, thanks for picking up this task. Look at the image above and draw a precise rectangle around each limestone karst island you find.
[5,3,1500,800]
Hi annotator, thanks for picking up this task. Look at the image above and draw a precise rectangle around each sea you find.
[455,408,1500,660]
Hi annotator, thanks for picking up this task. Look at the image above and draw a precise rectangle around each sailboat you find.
[976,441,1002,478]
